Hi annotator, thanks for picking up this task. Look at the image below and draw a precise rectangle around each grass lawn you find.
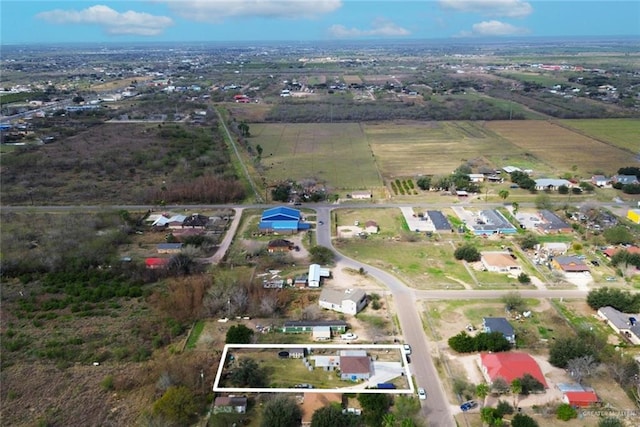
[185,320,205,350]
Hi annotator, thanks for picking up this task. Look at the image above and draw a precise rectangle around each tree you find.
[603,225,634,245]
[519,374,545,395]
[512,201,520,215]
[416,176,432,190]
[586,287,640,312]
[392,395,421,421]
[311,403,360,427]
[256,144,263,157]
[512,413,539,427]
[261,395,302,427]
[558,184,569,194]
[72,95,85,104]
[358,393,391,427]
[230,358,266,387]
[309,245,335,265]
[454,244,480,262]
[238,121,250,137]
[534,193,553,210]
[480,407,503,427]
[271,183,291,202]
[496,399,514,417]
[598,417,624,427]
[510,379,522,407]
[518,233,539,250]
[517,272,531,284]
[476,383,490,407]
[556,403,578,421]
[549,331,602,368]
[152,386,198,426]
[491,377,510,394]
[498,190,509,201]
[502,291,527,313]
[567,355,598,384]
[226,324,254,344]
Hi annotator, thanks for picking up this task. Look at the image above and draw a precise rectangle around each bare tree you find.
[231,287,249,316]
[260,294,277,317]
[567,355,598,384]
[301,304,322,321]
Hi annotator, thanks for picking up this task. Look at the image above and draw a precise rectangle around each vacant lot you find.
[249,122,382,189]
[558,118,640,153]
[486,120,634,177]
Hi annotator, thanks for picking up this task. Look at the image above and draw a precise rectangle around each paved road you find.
[316,207,455,426]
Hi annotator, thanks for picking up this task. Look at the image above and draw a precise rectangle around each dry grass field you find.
[249,122,383,189]
[558,118,640,153]
[364,121,521,177]
[486,120,634,176]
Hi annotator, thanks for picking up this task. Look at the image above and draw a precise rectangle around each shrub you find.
[101,375,114,391]
[454,244,480,262]
[556,403,577,421]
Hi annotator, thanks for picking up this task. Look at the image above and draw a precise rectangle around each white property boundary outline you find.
[213,343,415,394]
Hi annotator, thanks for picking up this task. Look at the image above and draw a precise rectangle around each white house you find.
[319,288,367,316]
[534,178,572,191]
[308,264,331,287]
[350,191,372,200]
[468,174,485,183]
[480,251,521,273]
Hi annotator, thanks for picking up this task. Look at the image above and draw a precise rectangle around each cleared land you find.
[486,120,634,177]
[558,118,640,153]
[250,122,382,189]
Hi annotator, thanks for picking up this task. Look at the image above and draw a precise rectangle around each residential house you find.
[213,396,247,414]
[482,317,516,344]
[350,191,372,199]
[551,256,590,273]
[267,239,294,253]
[182,213,209,228]
[628,209,640,225]
[281,320,347,335]
[151,213,187,229]
[259,206,310,233]
[563,391,599,408]
[591,175,609,187]
[597,306,640,345]
[534,178,572,191]
[480,352,548,388]
[468,173,485,183]
[340,355,372,381]
[313,326,332,341]
[535,210,573,234]
[481,252,521,274]
[319,288,367,316]
[502,166,522,174]
[364,220,379,234]
[157,243,183,254]
[145,257,169,269]
[602,246,640,258]
[308,264,331,287]
[612,175,639,186]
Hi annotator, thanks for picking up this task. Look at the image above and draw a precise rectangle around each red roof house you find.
[145,257,169,269]
[480,352,548,388]
[603,246,640,258]
[563,391,598,407]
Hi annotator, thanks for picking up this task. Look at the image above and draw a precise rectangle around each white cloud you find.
[37,5,173,36]
[439,0,533,18]
[165,0,343,23]
[328,18,410,38]
[460,19,528,36]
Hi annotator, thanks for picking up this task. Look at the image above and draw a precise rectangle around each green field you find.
[250,122,382,189]
[558,118,640,152]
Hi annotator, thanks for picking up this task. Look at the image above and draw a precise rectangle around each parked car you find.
[403,343,412,355]
[341,332,358,340]
[418,387,427,400]
[460,400,478,411]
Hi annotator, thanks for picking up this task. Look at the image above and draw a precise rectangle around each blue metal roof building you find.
[259,206,310,232]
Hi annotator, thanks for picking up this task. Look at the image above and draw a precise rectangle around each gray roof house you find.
[535,178,572,191]
[319,288,367,316]
[482,317,516,344]
[597,306,640,345]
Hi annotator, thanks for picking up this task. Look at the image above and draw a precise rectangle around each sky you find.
[1,0,639,44]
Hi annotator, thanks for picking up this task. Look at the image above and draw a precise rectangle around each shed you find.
[563,391,598,408]
[313,326,332,341]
